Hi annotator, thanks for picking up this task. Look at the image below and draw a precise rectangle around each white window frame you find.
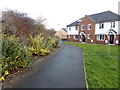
[111,22,115,28]
[88,24,92,30]
[69,27,71,31]
[74,35,78,40]
[99,23,104,29]
[88,34,91,39]
[81,25,85,30]
[113,22,115,28]
[75,26,78,30]
[97,35,105,41]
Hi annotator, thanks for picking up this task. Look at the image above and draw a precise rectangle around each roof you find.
[66,18,82,27]
[62,28,67,32]
[88,11,120,23]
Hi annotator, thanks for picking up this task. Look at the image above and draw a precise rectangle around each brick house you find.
[67,11,120,45]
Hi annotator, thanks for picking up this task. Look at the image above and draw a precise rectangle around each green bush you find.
[1,34,31,80]
[29,34,52,56]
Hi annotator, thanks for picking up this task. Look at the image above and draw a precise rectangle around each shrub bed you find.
[1,34,60,81]
[1,34,32,80]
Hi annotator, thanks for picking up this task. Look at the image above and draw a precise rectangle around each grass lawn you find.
[64,42,118,88]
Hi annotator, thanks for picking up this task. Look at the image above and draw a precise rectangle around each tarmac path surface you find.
[12,43,87,88]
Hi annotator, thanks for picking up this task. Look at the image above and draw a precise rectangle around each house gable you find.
[55,28,67,39]
[79,15,96,36]
[78,15,96,43]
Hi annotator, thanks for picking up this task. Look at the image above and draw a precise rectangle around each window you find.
[111,22,115,28]
[69,27,71,30]
[81,25,85,30]
[101,23,104,28]
[74,35,78,40]
[88,24,92,30]
[76,26,78,30]
[97,35,105,40]
[99,23,104,29]
[111,22,112,28]
[88,34,91,39]
[113,22,115,28]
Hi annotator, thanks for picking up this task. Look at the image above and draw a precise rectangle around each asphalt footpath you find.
[12,43,87,88]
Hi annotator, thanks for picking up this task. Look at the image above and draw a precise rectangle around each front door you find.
[109,35,114,44]
[82,35,86,42]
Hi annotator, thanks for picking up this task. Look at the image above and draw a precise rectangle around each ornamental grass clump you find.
[1,34,32,80]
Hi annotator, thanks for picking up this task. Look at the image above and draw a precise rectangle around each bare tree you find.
[2,9,35,38]
[32,16,48,36]
[2,9,56,40]
[35,15,47,25]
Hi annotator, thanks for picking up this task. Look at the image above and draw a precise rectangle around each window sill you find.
[74,39,78,40]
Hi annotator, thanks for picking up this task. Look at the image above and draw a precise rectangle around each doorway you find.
[109,35,114,44]
[82,35,86,42]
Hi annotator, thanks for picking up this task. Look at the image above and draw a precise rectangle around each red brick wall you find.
[67,35,79,42]
[67,35,73,42]
[115,34,120,45]
[94,34,120,45]
[78,15,96,43]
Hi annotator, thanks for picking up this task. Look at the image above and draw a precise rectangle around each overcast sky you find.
[0,0,120,31]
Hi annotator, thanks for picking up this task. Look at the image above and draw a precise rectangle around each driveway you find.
[12,43,87,88]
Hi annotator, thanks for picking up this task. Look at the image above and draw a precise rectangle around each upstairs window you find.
[88,24,92,30]
[99,23,104,29]
[113,22,115,28]
[76,26,78,30]
[102,24,104,28]
[81,25,85,30]
[69,27,71,31]
[111,22,115,28]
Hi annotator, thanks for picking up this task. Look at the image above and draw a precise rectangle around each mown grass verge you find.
[64,42,118,88]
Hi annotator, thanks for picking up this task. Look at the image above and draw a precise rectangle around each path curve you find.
[12,43,87,88]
